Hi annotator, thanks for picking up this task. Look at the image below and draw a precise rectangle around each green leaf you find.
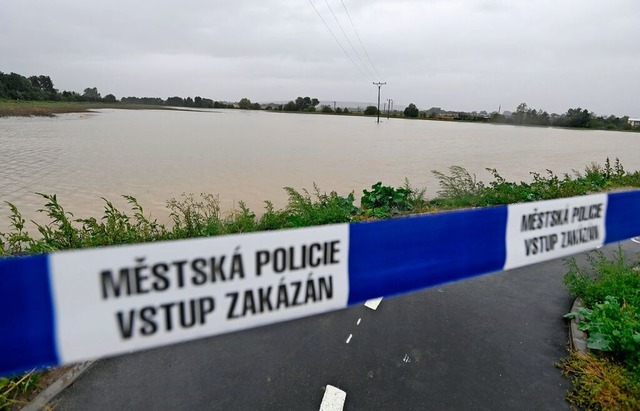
[587,333,611,351]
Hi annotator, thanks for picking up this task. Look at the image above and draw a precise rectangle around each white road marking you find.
[319,385,346,411]
[364,297,383,310]
[356,318,361,326]
[403,354,411,363]
[632,237,640,244]
[346,334,352,344]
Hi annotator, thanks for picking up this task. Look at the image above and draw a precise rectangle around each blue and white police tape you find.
[1,190,639,376]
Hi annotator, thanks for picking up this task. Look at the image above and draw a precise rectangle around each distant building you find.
[629,118,640,127]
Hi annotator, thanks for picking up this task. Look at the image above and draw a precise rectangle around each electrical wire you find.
[306,0,372,81]
[339,0,381,79]
[323,0,375,80]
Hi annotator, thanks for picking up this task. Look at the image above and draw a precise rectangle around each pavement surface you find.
[49,241,639,410]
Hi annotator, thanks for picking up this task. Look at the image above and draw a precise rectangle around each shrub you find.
[361,181,416,217]
[564,248,640,310]
[560,352,640,410]
[430,166,484,207]
[283,184,358,227]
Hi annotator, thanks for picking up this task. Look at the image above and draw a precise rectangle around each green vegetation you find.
[0,70,236,114]
[2,159,637,256]
[0,370,40,410]
[431,158,640,209]
[361,180,425,218]
[403,103,419,118]
[562,249,640,408]
[492,102,639,132]
[2,159,640,408]
[281,96,320,112]
[363,105,379,115]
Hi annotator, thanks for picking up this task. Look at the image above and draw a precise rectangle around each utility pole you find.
[387,98,392,119]
[333,101,336,111]
[373,82,386,123]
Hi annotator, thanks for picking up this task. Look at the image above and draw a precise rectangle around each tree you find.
[403,103,419,118]
[238,97,252,109]
[563,108,591,128]
[283,101,298,111]
[61,90,83,101]
[214,101,233,109]
[103,94,117,103]
[294,96,319,111]
[83,87,101,101]
[513,102,528,124]
[28,75,56,99]
[2,72,40,100]
[165,96,185,106]
[364,106,379,115]
[335,107,343,114]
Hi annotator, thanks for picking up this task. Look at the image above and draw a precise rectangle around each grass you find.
[0,371,40,411]
[0,100,172,117]
[1,159,640,408]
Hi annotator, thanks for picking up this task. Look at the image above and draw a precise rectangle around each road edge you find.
[568,298,588,354]
[21,361,95,411]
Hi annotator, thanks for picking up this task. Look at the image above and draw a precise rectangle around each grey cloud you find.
[1,0,638,116]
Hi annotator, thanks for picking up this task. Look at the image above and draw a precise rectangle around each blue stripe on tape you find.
[0,254,58,375]
[605,190,640,244]
[347,206,508,305]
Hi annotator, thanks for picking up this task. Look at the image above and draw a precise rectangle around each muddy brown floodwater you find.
[2,108,639,232]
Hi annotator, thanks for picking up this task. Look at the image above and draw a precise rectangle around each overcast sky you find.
[2,0,639,116]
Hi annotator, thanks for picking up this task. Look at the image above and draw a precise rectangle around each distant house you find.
[629,118,640,127]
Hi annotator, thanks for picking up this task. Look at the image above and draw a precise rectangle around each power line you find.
[339,0,381,79]
[322,0,375,80]
[306,0,371,80]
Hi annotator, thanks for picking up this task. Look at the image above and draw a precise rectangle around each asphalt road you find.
[51,240,639,410]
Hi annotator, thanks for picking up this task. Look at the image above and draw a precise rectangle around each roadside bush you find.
[563,248,640,407]
[564,248,640,309]
[283,184,358,227]
[167,193,222,239]
[573,296,640,369]
[430,166,484,207]
[361,182,411,217]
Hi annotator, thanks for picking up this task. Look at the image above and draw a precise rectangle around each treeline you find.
[491,103,637,131]
[1,72,62,101]
[403,101,638,132]
[131,96,235,109]
[0,71,117,102]
[0,71,236,108]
